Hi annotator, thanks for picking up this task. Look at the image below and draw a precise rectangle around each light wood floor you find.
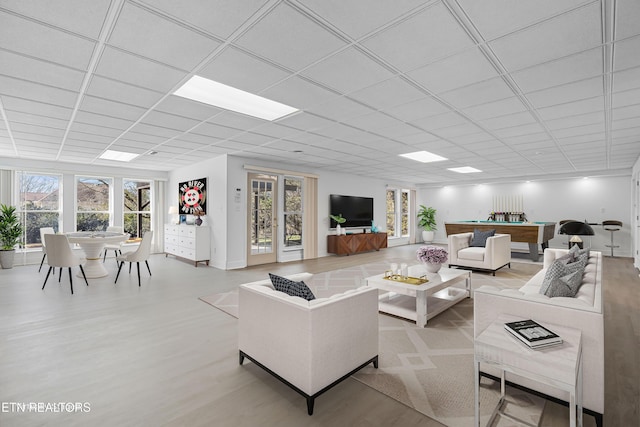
[0,246,637,426]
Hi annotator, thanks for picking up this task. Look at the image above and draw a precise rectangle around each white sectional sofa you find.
[474,248,603,426]
[238,272,379,415]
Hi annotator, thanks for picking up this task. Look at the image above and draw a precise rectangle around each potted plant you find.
[417,205,437,243]
[330,213,346,235]
[0,204,24,269]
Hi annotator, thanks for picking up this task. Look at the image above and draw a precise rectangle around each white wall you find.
[167,155,228,269]
[418,175,633,257]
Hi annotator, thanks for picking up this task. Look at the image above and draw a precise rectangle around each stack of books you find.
[504,319,563,349]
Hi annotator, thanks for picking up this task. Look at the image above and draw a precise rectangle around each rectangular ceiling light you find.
[448,166,482,173]
[173,75,299,121]
[99,149,139,162]
[399,150,448,163]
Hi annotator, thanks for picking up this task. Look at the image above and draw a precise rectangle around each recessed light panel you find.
[399,151,448,163]
[448,166,482,173]
[174,75,299,121]
[99,150,139,162]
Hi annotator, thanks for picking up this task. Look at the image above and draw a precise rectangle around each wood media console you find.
[327,232,388,256]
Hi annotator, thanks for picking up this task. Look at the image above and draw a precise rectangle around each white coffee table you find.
[365,265,471,327]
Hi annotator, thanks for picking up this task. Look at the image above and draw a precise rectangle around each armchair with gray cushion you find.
[448,231,511,275]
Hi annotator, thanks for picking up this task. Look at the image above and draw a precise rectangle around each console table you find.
[327,232,387,255]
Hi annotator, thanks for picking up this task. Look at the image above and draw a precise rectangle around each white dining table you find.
[66,231,130,278]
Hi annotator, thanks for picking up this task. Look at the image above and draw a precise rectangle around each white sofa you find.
[448,232,511,275]
[474,249,603,425]
[238,272,379,415]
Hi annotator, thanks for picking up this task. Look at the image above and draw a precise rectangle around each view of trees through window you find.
[124,180,151,239]
[76,176,112,231]
[284,177,302,247]
[386,188,410,237]
[386,190,396,236]
[18,172,61,248]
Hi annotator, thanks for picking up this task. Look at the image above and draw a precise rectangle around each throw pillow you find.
[544,269,584,298]
[268,273,316,301]
[539,258,586,296]
[470,229,496,247]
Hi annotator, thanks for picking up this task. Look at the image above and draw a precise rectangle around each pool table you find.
[444,221,556,261]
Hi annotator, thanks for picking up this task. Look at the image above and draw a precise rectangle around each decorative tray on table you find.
[382,273,429,285]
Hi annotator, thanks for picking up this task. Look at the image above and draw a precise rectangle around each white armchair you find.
[238,273,379,415]
[448,232,511,275]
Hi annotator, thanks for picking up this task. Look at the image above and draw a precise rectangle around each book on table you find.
[504,319,563,349]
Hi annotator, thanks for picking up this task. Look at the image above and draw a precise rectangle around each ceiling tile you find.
[234,3,347,71]
[79,96,147,121]
[140,0,267,39]
[108,2,220,70]
[362,2,474,72]
[382,96,450,122]
[155,96,221,121]
[300,0,428,40]
[302,47,394,94]
[613,35,640,71]
[0,50,85,92]
[408,48,499,94]
[0,10,95,70]
[457,0,593,41]
[86,76,164,108]
[489,2,601,71]
[537,96,604,120]
[348,77,425,110]
[0,76,77,108]
[95,47,187,92]
[615,0,640,40]
[260,76,338,110]
[199,46,292,95]
[511,48,603,93]
[462,97,527,121]
[439,77,515,108]
[525,76,603,108]
[306,97,375,121]
[612,67,640,92]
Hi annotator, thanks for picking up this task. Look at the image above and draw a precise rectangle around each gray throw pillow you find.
[539,258,586,296]
[269,273,316,301]
[544,269,584,297]
[470,229,496,247]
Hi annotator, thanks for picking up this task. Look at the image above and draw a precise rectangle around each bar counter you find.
[444,221,556,261]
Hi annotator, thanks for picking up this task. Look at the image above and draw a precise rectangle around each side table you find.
[474,314,583,427]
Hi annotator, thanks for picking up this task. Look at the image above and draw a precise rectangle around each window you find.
[386,189,396,236]
[401,190,409,237]
[124,179,151,240]
[76,176,112,231]
[17,172,61,248]
[283,177,302,248]
[387,188,410,237]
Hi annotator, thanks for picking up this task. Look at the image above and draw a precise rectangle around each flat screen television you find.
[329,194,374,228]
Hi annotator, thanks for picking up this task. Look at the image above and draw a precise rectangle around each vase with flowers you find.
[416,245,448,273]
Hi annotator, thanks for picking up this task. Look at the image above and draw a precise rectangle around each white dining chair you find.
[42,234,89,295]
[38,227,55,272]
[103,225,124,262]
[115,230,153,287]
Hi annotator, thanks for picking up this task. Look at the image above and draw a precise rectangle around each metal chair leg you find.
[79,265,89,287]
[68,267,74,295]
[39,253,46,272]
[136,262,141,287]
[115,261,124,284]
[42,266,53,289]
[145,260,151,276]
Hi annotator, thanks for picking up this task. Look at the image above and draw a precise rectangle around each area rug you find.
[200,262,546,426]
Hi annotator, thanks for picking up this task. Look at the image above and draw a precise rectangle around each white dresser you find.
[164,225,210,267]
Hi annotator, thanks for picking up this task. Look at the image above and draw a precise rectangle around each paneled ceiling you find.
[1,0,639,185]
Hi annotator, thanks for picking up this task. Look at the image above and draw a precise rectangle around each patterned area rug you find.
[200,261,546,426]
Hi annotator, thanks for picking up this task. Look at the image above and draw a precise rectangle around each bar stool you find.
[603,220,622,257]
